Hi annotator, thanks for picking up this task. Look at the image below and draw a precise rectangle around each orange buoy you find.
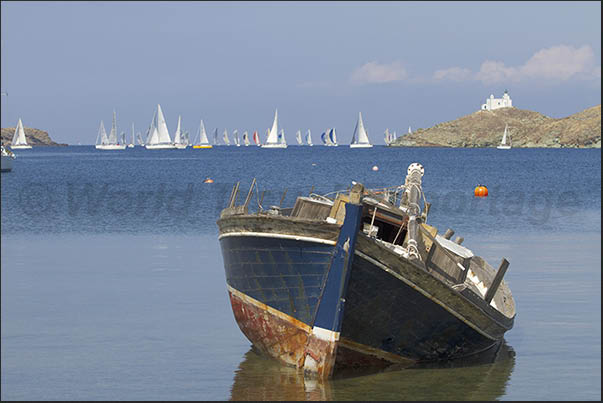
[203,177,214,184]
[474,185,488,197]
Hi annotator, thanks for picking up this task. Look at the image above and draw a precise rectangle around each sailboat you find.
[213,128,219,145]
[193,120,212,149]
[497,124,512,150]
[279,129,287,147]
[262,109,287,148]
[173,116,188,149]
[242,131,250,146]
[384,128,392,146]
[306,129,313,146]
[349,112,373,148]
[233,129,241,147]
[322,128,337,146]
[96,110,126,150]
[253,130,261,146]
[145,104,176,149]
[10,118,32,149]
[223,129,231,146]
[296,130,303,145]
[128,123,135,148]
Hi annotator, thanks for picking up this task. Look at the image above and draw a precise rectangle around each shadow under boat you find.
[229,341,516,401]
[218,163,516,379]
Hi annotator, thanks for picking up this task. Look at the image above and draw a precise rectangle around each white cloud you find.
[435,45,601,84]
[475,61,519,84]
[519,45,596,80]
[433,67,472,82]
[350,61,407,84]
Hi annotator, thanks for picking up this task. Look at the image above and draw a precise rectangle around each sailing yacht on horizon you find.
[262,109,287,148]
[223,129,231,146]
[497,124,512,150]
[193,120,212,149]
[253,130,261,146]
[306,129,313,146]
[295,130,303,145]
[128,123,135,148]
[233,129,241,147]
[242,131,250,146]
[145,104,176,149]
[349,112,373,148]
[11,118,32,149]
[96,110,126,150]
[173,116,188,149]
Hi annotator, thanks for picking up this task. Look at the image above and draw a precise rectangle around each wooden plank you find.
[484,258,510,303]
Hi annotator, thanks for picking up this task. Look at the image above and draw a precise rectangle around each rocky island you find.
[1,126,67,147]
[391,105,601,148]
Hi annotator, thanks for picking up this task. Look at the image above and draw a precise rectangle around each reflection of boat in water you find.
[218,163,516,378]
[230,342,515,400]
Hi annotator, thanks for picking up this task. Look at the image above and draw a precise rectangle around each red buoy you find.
[474,185,488,197]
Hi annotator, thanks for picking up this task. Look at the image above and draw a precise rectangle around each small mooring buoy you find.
[474,185,488,197]
[203,177,214,184]
[372,165,379,171]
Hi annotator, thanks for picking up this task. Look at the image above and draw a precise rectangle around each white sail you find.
[501,124,508,145]
[12,118,29,146]
[497,124,511,149]
[173,115,182,144]
[156,104,172,144]
[265,109,279,145]
[233,129,240,146]
[243,131,250,146]
[306,129,313,146]
[296,130,303,145]
[96,121,109,145]
[148,126,159,145]
[350,112,372,147]
[108,110,118,144]
[384,128,391,145]
[279,128,287,145]
[408,126,412,134]
[262,108,286,148]
[223,129,231,145]
[128,123,135,147]
[199,120,210,145]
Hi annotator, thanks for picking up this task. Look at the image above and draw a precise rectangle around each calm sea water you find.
[1,146,601,400]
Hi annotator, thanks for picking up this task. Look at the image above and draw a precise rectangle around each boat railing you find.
[419,225,470,286]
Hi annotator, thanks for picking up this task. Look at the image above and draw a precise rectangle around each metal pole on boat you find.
[403,163,424,261]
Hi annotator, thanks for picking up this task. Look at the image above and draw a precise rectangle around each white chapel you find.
[481,90,513,111]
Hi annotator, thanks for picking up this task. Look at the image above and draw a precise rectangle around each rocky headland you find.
[391,105,601,148]
[1,126,67,147]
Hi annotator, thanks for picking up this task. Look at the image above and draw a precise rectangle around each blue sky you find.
[1,1,600,145]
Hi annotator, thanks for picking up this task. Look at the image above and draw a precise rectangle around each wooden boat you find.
[217,163,516,378]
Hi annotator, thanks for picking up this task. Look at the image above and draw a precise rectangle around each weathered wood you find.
[457,256,472,283]
[484,258,510,303]
[229,181,240,208]
[443,228,455,240]
[259,190,266,208]
[243,178,256,211]
[279,188,288,207]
